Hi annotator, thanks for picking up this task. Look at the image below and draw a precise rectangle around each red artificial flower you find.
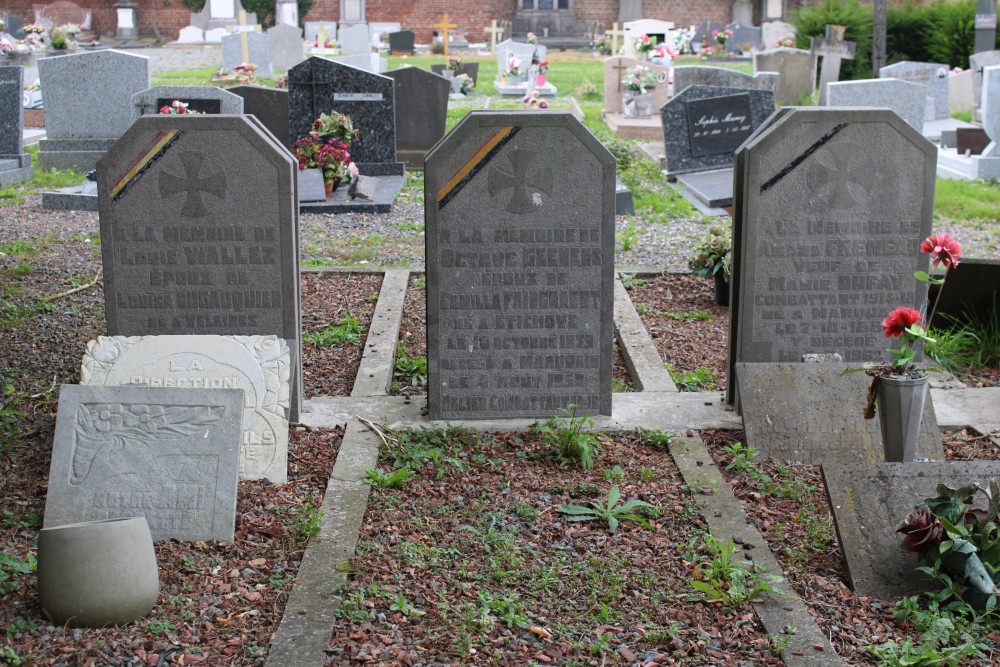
[920,233,963,269]
[897,506,944,553]
[881,306,922,339]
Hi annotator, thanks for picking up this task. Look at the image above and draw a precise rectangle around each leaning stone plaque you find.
[96,115,302,420]
[424,111,615,420]
[728,108,937,404]
[81,335,290,482]
[736,362,942,464]
[44,384,244,542]
[823,461,1000,598]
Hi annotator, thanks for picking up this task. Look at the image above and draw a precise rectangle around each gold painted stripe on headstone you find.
[437,126,515,205]
[111,130,180,201]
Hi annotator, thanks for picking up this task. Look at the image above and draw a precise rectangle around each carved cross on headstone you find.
[487,149,553,214]
[314,21,330,47]
[435,13,458,56]
[160,152,227,218]
[485,20,504,55]
[606,22,625,55]
[976,0,998,53]
[811,25,856,105]
[611,58,630,93]
[805,142,875,210]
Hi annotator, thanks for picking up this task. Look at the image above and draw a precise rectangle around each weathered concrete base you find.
[674,167,734,209]
[604,112,663,141]
[298,175,405,214]
[41,186,98,211]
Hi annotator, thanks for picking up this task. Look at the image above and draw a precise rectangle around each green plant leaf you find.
[607,485,621,508]
[558,504,597,515]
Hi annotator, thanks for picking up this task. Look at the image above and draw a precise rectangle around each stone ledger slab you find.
[737,362,942,464]
[43,384,244,541]
[81,335,290,482]
[728,108,937,405]
[424,111,615,420]
[823,461,1000,598]
[96,114,302,421]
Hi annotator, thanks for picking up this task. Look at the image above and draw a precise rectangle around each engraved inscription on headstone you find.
[727,108,937,404]
[80,335,291,482]
[333,92,384,102]
[43,384,244,541]
[425,111,615,420]
[686,94,754,158]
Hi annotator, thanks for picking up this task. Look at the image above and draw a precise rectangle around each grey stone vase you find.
[877,373,930,462]
[38,517,159,627]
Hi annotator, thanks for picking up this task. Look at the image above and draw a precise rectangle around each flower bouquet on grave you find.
[158,100,200,115]
[651,42,675,65]
[521,89,549,109]
[49,26,73,50]
[526,31,537,45]
[310,111,357,147]
[454,73,474,95]
[503,55,524,84]
[621,65,657,117]
[212,65,235,83]
[842,233,963,462]
[446,56,463,72]
[633,34,654,57]
[232,62,257,85]
[0,38,13,56]
[294,135,352,193]
[897,481,1000,607]
[688,220,732,304]
[711,28,733,54]
[776,36,795,48]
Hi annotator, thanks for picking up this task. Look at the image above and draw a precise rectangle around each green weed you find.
[689,534,781,607]
[659,309,714,322]
[292,494,324,547]
[0,553,35,595]
[305,314,365,347]
[531,405,602,470]
[364,467,413,489]
[394,344,427,387]
[618,272,646,290]
[559,485,656,532]
[145,619,176,635]
[616,219,639,251]
[666,364,718,391]
[10,263,34,277]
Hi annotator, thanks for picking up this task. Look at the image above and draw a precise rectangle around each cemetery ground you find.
[0,51,999,666]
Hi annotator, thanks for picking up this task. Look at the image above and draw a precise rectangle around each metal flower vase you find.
[877,373,930,462]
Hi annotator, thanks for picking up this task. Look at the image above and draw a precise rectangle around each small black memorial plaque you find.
[156,98,223,115]
[686,93,754,158]
[424,111,615,420]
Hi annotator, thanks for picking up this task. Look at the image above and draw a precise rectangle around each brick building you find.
[4,0,790,44]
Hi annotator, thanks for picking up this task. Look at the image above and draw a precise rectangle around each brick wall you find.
[3,0,195,41]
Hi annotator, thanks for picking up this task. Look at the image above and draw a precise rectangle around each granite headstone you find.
[36,49,151,171]
[339,22,371,55]
[96,114,302,421]
[823,462,1000,598]
[230,84,291,148]
[879,61,950,120]
[425,111,615,420]
[692,19,724,52]
[80,335,290,482]
[970,49,1000,119]
[266,23,305,72]
[304,20,336,45]
[725,22,762,54]
[728,108,936,405]
[43,384,244,542]
[827,78,928,132]
[131,86,244,119]
[660,84,775,174]
[603,56,671,115]
[496,39,546,75]
[221,30,273,79]
[622,18,674,59]
[761,20,796,50]
[673,66,779,95]
[386,66,450,170]
[0,66,33,186]
[736,362,942,464]
[753,48,816,105]
[288,57,403,175]
[388,30,415,54]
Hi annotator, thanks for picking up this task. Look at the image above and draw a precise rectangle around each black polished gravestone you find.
[727,108,937,406]
[388,30,415,55]
[230,85,291,149]
[288,57,404,175]
[386,66,450,170]
[660,85,775,175]
[425,111,615,420]
[96,115,303,420]
[0,66,33,187]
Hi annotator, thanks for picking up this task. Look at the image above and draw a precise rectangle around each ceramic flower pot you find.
[37,517,159,627]
[536,73,546,87]
[876,372,930,462]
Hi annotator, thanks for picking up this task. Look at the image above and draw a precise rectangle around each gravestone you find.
[622,18,674,59]
[827,78,928,132]
[267,23,305,72]
[673,66,779,95]
[189,0,255,33]
[660,84,775,174]
[761,20,796,50]
[288,57,404,175]
[230,85,291,148]
[930,258,1000,326]
[386,66,450,170]
[43,384,244,542]
[339,22,371,55]
[0,66,33,186]
[970,50,1000,119]
[37,49,150,171]
[131,86,243,119]
[275,0,297,26]
[976,0,997,54]
[950,69,975,113]
[823,462,1000,598]
[96,114,302,421]
[370,21,402,49]
[879,61,950,120]
[425,111,615,420]
[692,19,724,52]
[431,62,480,85]
[725,22,762,54]
[388,30,414,54]
[221,30,273,79]
[496,38,547,75]
[982,64,1000,157]
[603,56,671,115]
[811,25,856,105]
[81,335,290,482]
[727,108,936,405]
[737,362,942,464]
[304,21,336,46]
[753,48,816,105]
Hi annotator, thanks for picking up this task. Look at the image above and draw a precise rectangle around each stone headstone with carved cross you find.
[603,56,671,115]
[424,111,615,420]
[95,114,303,421]
[288,57,404,175]
[130,86,244,120]
[812,25,856,105]
[726,108,936,405]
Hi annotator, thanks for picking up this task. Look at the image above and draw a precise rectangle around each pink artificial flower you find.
[920,233,962,269]
[539,100,548,109]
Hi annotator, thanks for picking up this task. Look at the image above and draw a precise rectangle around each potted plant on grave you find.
[22,24,47,50]
[294,134,352,196]
[897,481,1000,607]
[620,65,657,118]
[843,233,962,462]
[310,110,356,147]
[232,62,257,85]
[158,100,200,115]
[688,220,732,306]
[536,59,549,87]
[633,34,654,59]
[502,55,524,85]
[454,73,474,95]
[711,28,733,55]
[442,56,462,79]
[0,38,13,58]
